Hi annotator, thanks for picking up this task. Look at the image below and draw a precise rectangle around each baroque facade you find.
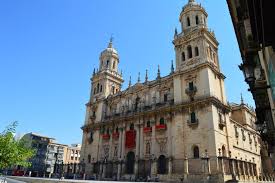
[81,0,262,182]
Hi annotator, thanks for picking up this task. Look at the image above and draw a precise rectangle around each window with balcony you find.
[189,82,194,91]
[146,121,151,127]
[160,118,165,125]
[193,146,200,159]
[130,123,134,130]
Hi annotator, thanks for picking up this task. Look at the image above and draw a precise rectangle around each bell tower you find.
[174,0,220,72]
[173,0,227,105]
[91,38,124,100]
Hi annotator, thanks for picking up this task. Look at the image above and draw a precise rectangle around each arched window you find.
[116,127,119,133]
[160,118,165,125]
[106,128,110,135]
[88,131,93,144]
[181,52,186,62]
[195,47,199,56]
[106,60,109,67]
[100,85,103,92]
[97,83,100,93]
[157,155,167,174]
[88,154,91,163]
[113,61,116,69]
[193,146,200,158]
[195,15,199,25]
[187,17,191,27]
[222,146,226,157]
[187,45,192,58]
[191,112,196,123]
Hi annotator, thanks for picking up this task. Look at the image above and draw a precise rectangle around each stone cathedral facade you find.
[81,1,263,182]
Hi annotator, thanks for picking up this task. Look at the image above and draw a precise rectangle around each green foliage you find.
[0,121,35,169]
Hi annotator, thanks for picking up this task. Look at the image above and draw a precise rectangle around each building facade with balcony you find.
[21,133,54,177]
[226,0,275,172]
[45,142,68,177]
[80,0,264,182]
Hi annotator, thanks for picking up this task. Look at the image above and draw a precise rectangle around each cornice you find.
[82,95,230,131]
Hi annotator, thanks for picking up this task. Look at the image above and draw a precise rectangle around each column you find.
[151,121,157,177]
[117,162,121,180]
[230,159,236,179]
[235,159,239,178]
[90,162,94,176]
[103,164,106,178]
[109,130,113,160]
[135,124,140,157]
[117,128,123,180]
[202,157,211,175]
[218,157,225,174]
[121,127,126,175]
[140,123,144,159]
[206,158,211,175]
[168,158,172,176]
[99,162,103,179]
[167,116,172,157]
[134,124,140,177]
[183,157,189,179]
[244,161,246,179]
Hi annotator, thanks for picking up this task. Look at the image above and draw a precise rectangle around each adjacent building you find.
[80,0,264,182]
[46,142,68,176]
[64,144,82,165]
[227,0,275,172]
[21,133,54,177]
[22,133,80,177]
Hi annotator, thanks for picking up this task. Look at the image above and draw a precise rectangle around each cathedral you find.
[80,0,263,182]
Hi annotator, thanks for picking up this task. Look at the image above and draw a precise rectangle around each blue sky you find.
[0,0,253,145]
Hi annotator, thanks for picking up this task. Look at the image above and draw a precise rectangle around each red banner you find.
[125,130,136,148]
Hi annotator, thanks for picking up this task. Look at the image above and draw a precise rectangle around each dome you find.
[100,39,118,56]
[183,0,201,10]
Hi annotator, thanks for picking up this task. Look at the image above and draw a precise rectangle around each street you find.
[0,177,26,183]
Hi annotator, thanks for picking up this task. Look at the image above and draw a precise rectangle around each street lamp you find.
[239,62,256,88]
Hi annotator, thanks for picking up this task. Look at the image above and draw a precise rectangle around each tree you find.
[0,121,35,169]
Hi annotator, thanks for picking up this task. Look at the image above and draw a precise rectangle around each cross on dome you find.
[108,35,114,48]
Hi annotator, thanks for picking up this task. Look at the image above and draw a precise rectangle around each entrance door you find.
[126,152,135,174]
[157,155,166,174]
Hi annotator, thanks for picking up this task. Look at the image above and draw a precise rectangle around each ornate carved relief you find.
[156,137,168,154]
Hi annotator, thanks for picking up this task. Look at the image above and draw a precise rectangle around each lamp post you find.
[239,62,256,89]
